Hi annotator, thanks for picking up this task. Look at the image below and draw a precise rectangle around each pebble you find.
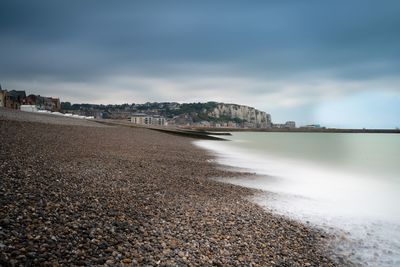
[0,109,345,266]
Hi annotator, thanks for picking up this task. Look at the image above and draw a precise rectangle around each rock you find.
[0,110,341,267]
[105,259,114,265]
[121,258,132,264]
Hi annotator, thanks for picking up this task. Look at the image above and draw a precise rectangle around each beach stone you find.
[0,108,343,266]
[105,259,114,265]
[121,258,132,264]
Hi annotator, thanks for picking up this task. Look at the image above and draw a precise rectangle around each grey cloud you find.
[1,0,400,93]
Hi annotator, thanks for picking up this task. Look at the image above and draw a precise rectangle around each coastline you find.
[190,127,400,134]
[0,109,342,266]
[195,132,400,266]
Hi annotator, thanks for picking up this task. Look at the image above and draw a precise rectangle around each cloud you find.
[1,0,400,127]
[2,0,400,81]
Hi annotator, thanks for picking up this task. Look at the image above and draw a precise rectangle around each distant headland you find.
[1,85,398,133]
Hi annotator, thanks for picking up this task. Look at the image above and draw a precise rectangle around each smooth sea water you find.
[195,132,400,266]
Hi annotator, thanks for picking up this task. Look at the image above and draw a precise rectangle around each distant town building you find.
[151,115,166,126]
[27,94,61,112]
[272,123,284,128]
[168,115,193,126]
[107,110,133,119]
[285,121,296,128]
[25,94,41,106]
[5,90,26,109]
[0,88,6,107]
[192,121,212,127]
[272,121,296,129]
[44,97,61,112]
[131,113,166,126]
[304,124,322,129]
[20,105,38,112]
[0,86,61,112]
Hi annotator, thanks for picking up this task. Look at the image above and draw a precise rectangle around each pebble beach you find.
[0,108,341,266]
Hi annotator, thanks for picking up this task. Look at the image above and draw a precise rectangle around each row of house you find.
[0,85,61,112]
[130,113,268,128]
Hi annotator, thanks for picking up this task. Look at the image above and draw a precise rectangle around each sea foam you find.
[195,136,400,266]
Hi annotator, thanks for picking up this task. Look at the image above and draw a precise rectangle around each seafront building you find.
[285,121,296,128]
[131,113,166,126]
[301,124,323,129]
[20,105,38,112]
[4,90,26,109]
[271,121,297,129]
[0,88,6,107]
[25,94,61,112]
[0,85,61,112]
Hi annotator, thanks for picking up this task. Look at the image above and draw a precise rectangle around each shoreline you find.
[190,127,400,134]
[0,109,344,266]
[195,133,400,266]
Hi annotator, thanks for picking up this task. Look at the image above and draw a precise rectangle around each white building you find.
[284,121,296,128]
[20,105,38,112]
[131,113,166,126]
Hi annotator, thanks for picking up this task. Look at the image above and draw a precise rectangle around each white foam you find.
[195,139,400,266]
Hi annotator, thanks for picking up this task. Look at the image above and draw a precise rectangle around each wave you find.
[194,139,400,266]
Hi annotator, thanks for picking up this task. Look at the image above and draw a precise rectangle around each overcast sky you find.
[1,0,399,128]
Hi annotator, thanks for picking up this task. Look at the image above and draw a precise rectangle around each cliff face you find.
[208,103,271,128]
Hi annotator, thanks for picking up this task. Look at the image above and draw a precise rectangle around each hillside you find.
[61,101,272,128]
